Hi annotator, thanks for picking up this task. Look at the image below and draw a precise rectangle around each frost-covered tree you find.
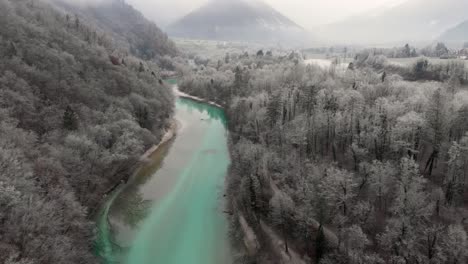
[367,160,396,211]
[441,224,468,263]
[270,191,294,253]
[343,225,370,263]
[445,136,468,205]
[320,167,357,216]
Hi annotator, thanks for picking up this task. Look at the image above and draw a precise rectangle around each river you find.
[305,58,350,70]
[95,94,232,264]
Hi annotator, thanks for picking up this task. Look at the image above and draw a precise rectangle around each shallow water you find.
[95,97,232,264]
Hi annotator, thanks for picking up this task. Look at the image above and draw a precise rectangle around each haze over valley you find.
[128,0,468,47]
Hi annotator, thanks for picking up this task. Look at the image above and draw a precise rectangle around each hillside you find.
[166,0,306,45]
[52,0,178,60]
[317,0,468,45]
[0,0,174,263]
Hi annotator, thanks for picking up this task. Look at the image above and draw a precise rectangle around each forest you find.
[1,0,468,263]
[178,49,468,263]
[0,0,175,263]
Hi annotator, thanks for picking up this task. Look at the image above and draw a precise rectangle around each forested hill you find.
[179,51,468,263]
[51,0,178,60]
[317,0,468,44]
[0,0,174,263]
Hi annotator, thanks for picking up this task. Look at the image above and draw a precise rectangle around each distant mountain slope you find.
[439,20,468,43]
[166,0,306,45]
[318,0,468,45]
[52,0,177,59]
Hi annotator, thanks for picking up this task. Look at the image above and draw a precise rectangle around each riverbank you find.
[95,118,180,262]
[173,83,307,264]
[171,86,275,263]
[140,119,179,161]
[100,119,179,198]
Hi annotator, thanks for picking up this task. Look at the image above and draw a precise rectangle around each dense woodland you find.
[51,0,178,61]
[0,0,175,263]
[179,50,468,263]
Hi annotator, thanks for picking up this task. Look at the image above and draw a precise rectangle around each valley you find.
[0,0,468,264]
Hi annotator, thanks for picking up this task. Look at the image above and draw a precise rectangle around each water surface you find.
[96,97,232,264]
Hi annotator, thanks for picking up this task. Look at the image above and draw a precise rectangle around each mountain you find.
[114,1,192,28]
[439,20,468,44]
[52,0,177,59]
[317,0,468,45]
[166,0,306,45]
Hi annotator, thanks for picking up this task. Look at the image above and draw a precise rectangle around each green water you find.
[96,97,232,264]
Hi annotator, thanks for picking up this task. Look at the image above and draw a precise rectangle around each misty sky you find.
[126,0,408,28]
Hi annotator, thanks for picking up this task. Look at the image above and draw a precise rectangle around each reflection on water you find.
[109,137,176,232]
[96,96,232,264]
[111,191,151,228]
[182,97,227,125]
[305,58,350,70]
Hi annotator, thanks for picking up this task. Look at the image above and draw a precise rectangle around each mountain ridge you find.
[317,0,468,45]
[166,0,306,45]
[51,0,178,59]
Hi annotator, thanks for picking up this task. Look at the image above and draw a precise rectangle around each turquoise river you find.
[95,95,232,264]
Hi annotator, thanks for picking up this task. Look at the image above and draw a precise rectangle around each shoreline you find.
[173,85,224,109]
[140,119,179,161]
[100,118,179,198]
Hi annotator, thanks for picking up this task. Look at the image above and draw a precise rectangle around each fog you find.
[54,0,468,46]
[58,0,113,7]
[125,0,407,28]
